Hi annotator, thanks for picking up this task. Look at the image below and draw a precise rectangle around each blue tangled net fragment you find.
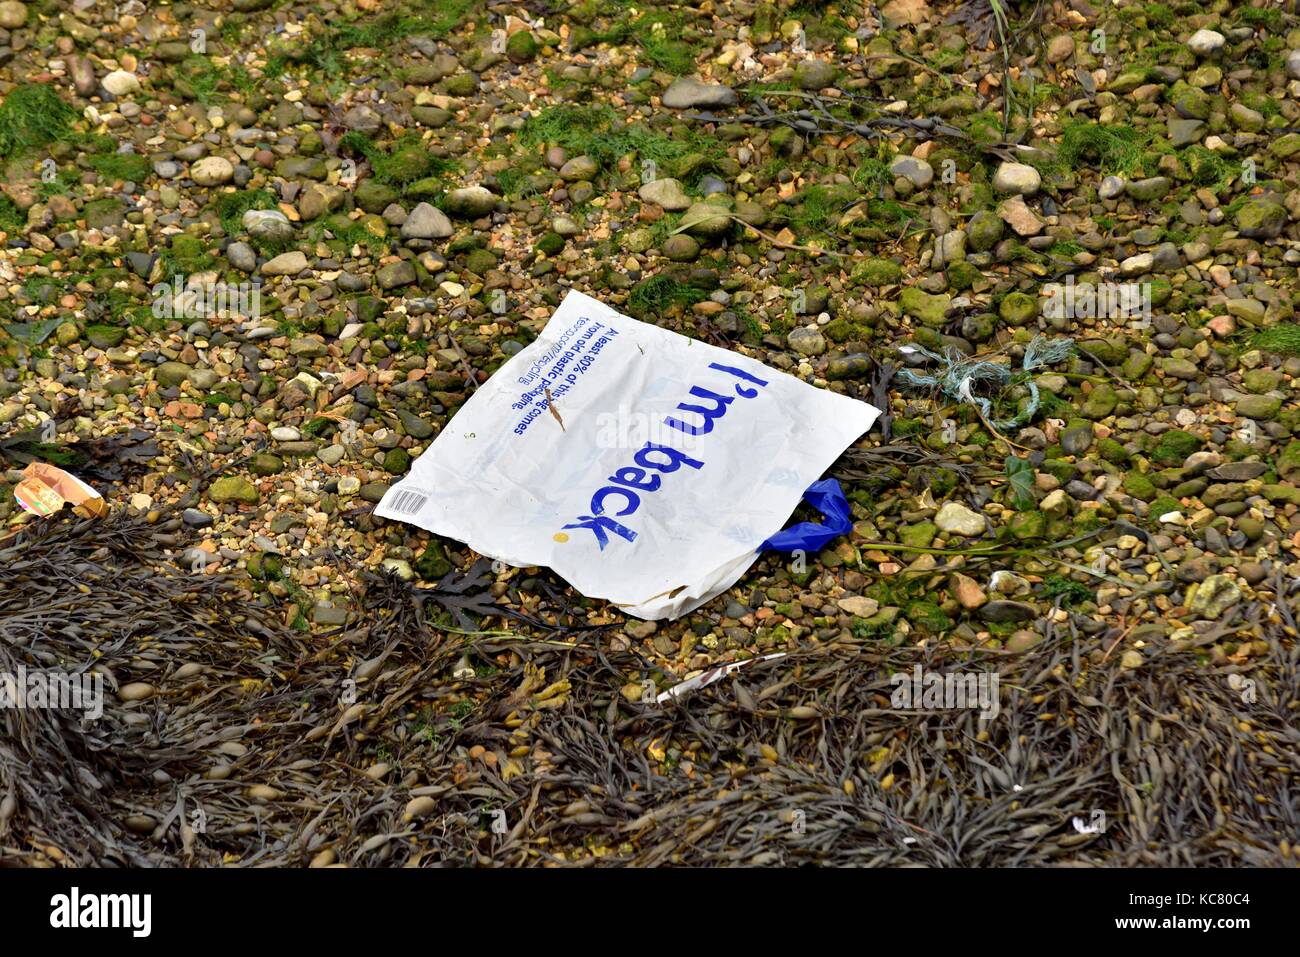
[895,336,1075,433]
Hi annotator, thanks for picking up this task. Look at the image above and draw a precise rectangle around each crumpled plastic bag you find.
[377,290,880,619]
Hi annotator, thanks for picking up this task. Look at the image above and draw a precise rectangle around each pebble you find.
[935,502,986,537]
[190,156,235,186]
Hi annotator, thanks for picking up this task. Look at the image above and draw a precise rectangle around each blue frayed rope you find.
[896,336,1075,432]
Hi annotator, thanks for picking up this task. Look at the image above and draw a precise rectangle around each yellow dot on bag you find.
[553,532,569,543]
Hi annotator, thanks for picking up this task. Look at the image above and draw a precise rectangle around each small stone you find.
[1235,198,1286,239]
[313,604,349,625]
[793,59,836,90]
[1186,574,1242,620]
[182,508,214,528]
[661,77,737,110]
[442,186,498,218]
[992,162,1040,196]
[383,448,411,474]
[0,1,28,29]
[1098,176,1126,200]
[1046,35,1074,64]
[262,251,309,276]
[661,234,699,262]
[505,30,538,64]
[899,287,950,326]
[155,361,192,388]
[377,260,416,289]
[996,195,1043,236]
[837,596,879,617]
[226,242,257,272]
[558,155,599,182]
[1125,177,1171,202]
[1234,394,1281,421]
[979,600,1038,623]
[1005,629,1042,653]
[1186,29,1225,56]
[400,202,454,239]
[787,327,826,356]
[965,210,1003,250]
[935,501,986,537]
[381,558,415,580]
[1287,50,1300,81]
[102,70,141,96]
[1168,118,1205,148]
[951,572,987,610]
[681,201,732,239]
[208,476,260,505]
[889,155,933,189]
[190,156,235,186]
[638,178,691,211]
[396,408,434,439]
[244,209,293,242]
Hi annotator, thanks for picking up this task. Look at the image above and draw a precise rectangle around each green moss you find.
[1122,471,1157,502]
[495,165,545,199]
[0,84,78,156]
[1179,145,1231,189]
[822,318,871,343]
[898,521,937,548]
[414,540,452,579]
[1097,437,1130,464]
[516,105,724,184]
[1150,429,1202,467]
[306,218,388,255]
[849,154,892,194]
[1057,121,1147,176]
[630,10,700,75]
[1008,509,1046,539]
[216,188,278,235]
[1233,6,1282,31]
[0,194,24,233]
[1276,441,1300,481]
[89,152,151,183]
[506,30,538,63]
[172,56,224,105]
[269,4,474,76]
[341,131,459,190]
[904,600,952,634]
[1041,574,1092,608]
[852,258,903,287]
[534,232,565,256]
[786,183,856,236]
[627,274,707,318]
[1148,495,1182,521]
[81,197,125,227]
[1252,323,1300,358]
[158,234,217,280]
[1040,458,1078,485]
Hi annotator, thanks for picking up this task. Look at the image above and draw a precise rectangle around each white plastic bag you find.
[376,290,880,619]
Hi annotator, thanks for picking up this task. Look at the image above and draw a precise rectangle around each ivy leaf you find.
[1005,455,1036,510]
[3,317,62,344]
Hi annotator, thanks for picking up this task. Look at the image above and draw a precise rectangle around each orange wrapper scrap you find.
[13,461,108,519]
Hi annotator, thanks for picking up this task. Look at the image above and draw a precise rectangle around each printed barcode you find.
[389,489,429,515]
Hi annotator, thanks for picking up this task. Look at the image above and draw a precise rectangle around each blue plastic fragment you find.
[759,478,853,554]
